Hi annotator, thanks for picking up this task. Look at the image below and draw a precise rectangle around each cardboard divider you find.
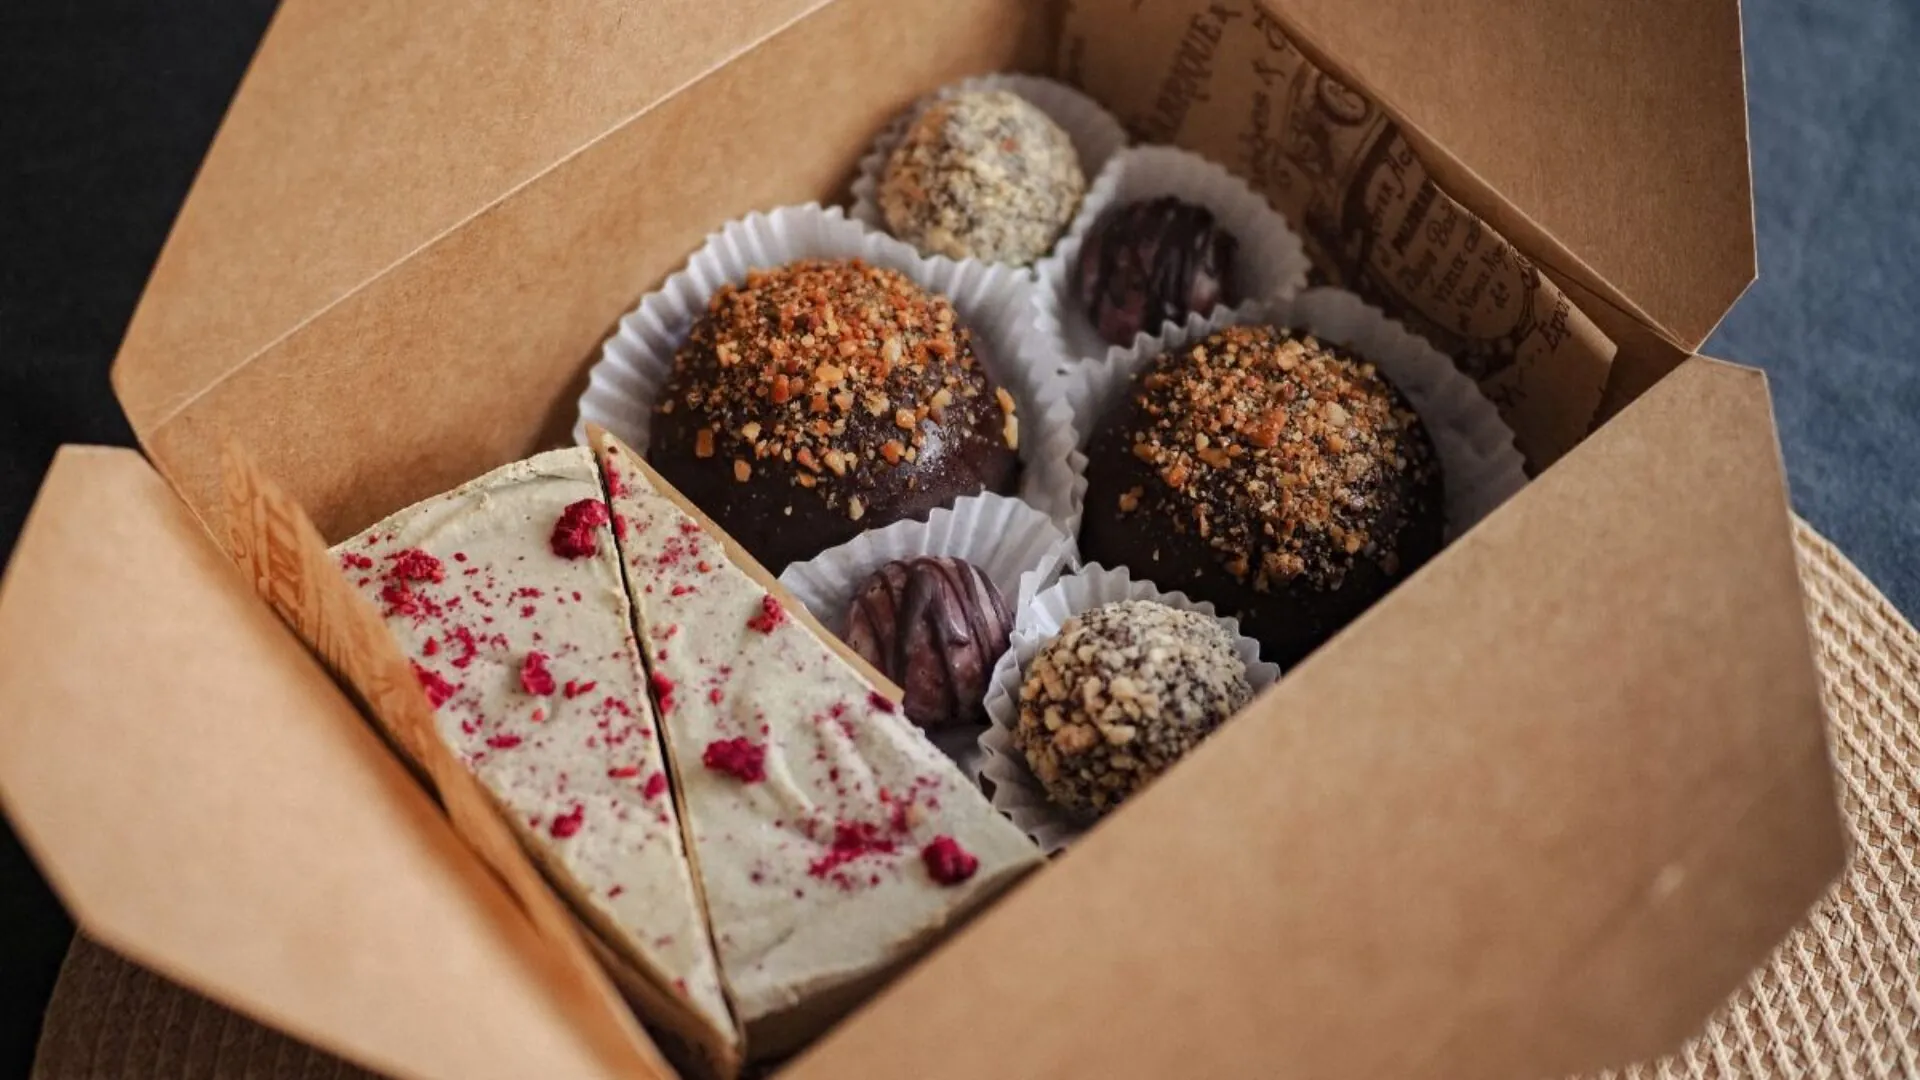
[784,358,1842,1080]
[0,448,661,1080]
[218,443,674,1079]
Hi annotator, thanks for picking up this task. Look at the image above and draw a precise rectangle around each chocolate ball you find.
[1071,196,1238,347]
[650,259,1021,571]
[879,90,1086,266]
[1080,325,1444,668]
[842,557,1012,730]
[1014,599,1251,821]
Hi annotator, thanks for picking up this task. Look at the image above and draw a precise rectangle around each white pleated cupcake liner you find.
[978,563,1282,854]
[573,203,1087,540]
[850,73,1129,270]
[1034,143,1313,367]
[777,491,1077,637]
[1070,288,1529,540]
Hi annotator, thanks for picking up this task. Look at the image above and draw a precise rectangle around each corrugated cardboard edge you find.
[782,357,1844,1080]
[0,447,659,1080]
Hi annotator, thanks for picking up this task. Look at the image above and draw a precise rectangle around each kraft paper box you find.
[0,1,1844,1078]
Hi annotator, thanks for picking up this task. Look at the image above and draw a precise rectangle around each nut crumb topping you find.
[658,259,1017,528]
[878,90,1086,266]
[1013,600,1251,820]
[1107,325,1438,593]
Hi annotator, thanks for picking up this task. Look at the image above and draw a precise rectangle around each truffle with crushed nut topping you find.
[879,90,1085,266]
[650,259,1020,571]
[1080,325,1444,667]
[1014,599,1252,821]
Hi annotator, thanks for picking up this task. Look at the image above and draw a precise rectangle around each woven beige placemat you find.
[30,518,1920,1080]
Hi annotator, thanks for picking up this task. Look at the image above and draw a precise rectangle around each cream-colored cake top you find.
[333,448,736,1059]
[597,438,1041,1057]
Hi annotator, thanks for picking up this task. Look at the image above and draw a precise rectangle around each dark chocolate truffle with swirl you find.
[842,557,1013,730]
[1081,325,1444,667]
[1071,197,1238,347]
[650,259,1021,571]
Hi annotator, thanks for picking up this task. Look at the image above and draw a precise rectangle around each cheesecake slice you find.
[333,448,740,1076]
[593,432,1043,1059]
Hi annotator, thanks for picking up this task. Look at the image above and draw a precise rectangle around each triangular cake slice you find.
[333,448,740,1076]
[593,431,1042,1059]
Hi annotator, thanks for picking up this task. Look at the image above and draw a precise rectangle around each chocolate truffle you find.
[879,90,1086,266]
[650,259,1021,571]
[842,557,1013,730]
[1081,325,1444,667]
[1072,196,1238,347]
[1014,600,1251,820]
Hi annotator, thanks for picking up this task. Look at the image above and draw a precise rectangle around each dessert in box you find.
[331,448,740,1071]
[646,258,1021,571]
[1035,143,1313,363]
[597,434,1039,1058]
[0,0,1849,1078]
[878,89,1086,265]
[1081,324,1447,667]
[573,204,1087,570]
[1072,195,1239,347]
[1012,598,1253,822]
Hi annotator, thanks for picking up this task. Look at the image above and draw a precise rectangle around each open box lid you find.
[110,0,1750,479]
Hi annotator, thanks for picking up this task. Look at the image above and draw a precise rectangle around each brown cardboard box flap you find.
[0,447,663,1080]
[1278,0,1754,351]
[785,357,1843,1080]
[118,0,1050,541]
[110,0,842,438]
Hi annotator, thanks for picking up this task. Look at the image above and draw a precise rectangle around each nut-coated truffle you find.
[650,259,1021,571]
[1080,325,1444,667]
[842,557,1013,730]
[1014,599,1251,820]
[879,90,1085,266]
[1071,196,1238,347]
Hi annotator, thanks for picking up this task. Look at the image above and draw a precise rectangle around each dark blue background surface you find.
[1705,0,1920,616]
[1,0,1915,1075]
